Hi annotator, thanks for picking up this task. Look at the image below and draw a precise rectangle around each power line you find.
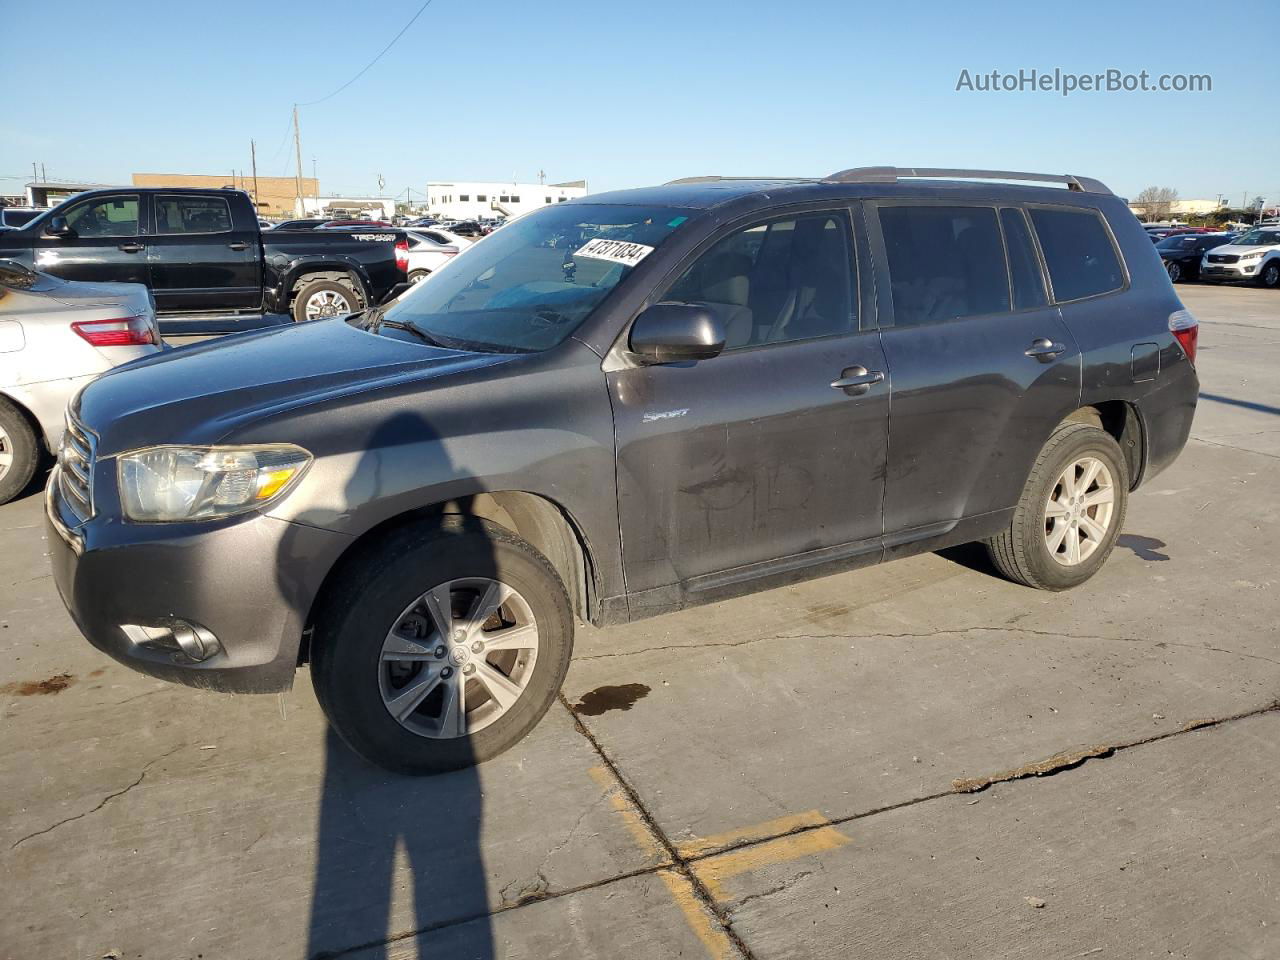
[295,0,435,107]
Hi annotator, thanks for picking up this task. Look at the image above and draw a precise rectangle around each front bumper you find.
[1200,260,1263,281]
[45,466,352,693]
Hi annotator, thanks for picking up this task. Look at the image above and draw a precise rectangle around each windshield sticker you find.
[573,237,655,268]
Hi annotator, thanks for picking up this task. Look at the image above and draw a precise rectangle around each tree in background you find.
[1134,186,1179,222]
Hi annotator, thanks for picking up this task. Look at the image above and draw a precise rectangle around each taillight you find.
[1169,309,1197,365]
[72,315,155,347]
[395,238,409,273]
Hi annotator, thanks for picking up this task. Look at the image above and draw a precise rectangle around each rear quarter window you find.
[1028,207,1125,302]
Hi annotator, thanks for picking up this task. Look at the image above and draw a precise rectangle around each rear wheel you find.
[1166,260,1182,283]
[985,423,1128,590]
[1259,260,1280,289]
[0,399,39,505]
[408,269,430,285]
[311,517,573,774]
[293,279,359,323]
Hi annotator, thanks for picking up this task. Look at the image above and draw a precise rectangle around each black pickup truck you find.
[0,187,408,327]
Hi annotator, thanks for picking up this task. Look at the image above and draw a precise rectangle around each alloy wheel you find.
[378,577,540,738]
[0,424,11,480]
[1166,261,1181,282]
[1044,456,1115,566]
[304,289,352,320]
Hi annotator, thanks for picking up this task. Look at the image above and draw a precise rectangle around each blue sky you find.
[2,0,1275,205]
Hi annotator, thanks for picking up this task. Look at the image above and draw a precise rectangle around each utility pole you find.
[40,163,47,183]
[32,162,37,183]
[250,139,259,210]
[293,104,305,217]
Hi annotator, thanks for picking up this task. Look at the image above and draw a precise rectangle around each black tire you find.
[1166,260,1182,283]
[1259,260,1280,290]
[0,399,39,505]
[291,279,359,323]
[408,269,430,284]
[985,422,1129,591]
[311,516,573,775]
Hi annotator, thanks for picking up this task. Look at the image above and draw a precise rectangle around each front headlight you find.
[1241,251,1264,260]
[117,444,312,522]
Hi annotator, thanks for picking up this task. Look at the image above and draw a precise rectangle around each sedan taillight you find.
[395,238,409,273]
[1169,309,1198,365]
[72,315,155,347]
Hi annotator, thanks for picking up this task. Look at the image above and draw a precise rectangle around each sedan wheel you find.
[0,424,12,482]
[379,577,540,738]
[1166,260,1182,283]
[1044,456,1116,566]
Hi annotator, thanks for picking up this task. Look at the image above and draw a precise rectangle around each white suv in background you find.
[1201,226,1280,288]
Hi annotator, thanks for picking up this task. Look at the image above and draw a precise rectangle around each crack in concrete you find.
[1191,436,1280,461]
[574,626,1280,668]
[725,869,814,920]
[498,791,605,907]
[310,699,1280,959]
[9,745,183,851]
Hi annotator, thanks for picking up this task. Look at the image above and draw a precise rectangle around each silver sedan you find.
[0,260,162,503]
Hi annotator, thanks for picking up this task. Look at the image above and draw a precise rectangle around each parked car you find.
[414,227,472,251]
[0,189,409,325]
[1200,227,1280,287]
[272,219,328,231]
[404,230,460,283]
[446,220,486,237]
[1156,232,1237,282]
[46,167,1198,774]
[0,259,162,504]
[0,208,46,230]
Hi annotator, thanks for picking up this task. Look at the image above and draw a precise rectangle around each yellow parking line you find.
[678,809,832,858]
[586,765,668,863]
[692,825,851,903]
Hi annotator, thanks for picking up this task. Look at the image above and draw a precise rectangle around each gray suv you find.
[46,168,1199,774]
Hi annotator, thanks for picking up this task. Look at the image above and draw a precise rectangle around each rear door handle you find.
[830,366,885,395]
[1025,338,1066,362]
[118,242,144,253]
[227,241,248,251]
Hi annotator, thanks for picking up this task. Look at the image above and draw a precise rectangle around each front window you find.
[1231,230,1280,246]
[382,203,694,353]
[65,195,140,238]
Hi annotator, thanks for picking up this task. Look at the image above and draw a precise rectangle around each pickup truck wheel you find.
[984,423,1128,591]
[310,516,573,775]
[1259,261,1280,289]
[408,269,430,284]
[0,399,39,505]
[293,279,358,323]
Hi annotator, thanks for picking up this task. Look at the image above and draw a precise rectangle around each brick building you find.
[132,172,318,216]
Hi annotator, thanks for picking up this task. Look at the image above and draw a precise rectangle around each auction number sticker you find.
[573,237,654,267]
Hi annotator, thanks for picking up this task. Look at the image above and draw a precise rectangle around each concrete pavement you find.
[1,283,1277,959]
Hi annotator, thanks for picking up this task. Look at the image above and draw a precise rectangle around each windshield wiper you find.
[377,317,450,347]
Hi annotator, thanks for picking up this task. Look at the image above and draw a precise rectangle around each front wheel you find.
[311,517,573,774]
[0,399,39,505]
[1259,260,1280,289]
[1166,260,1182,283]
[985,423,1129,590]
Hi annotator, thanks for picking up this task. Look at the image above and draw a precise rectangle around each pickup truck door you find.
[146,193,260,312]
[28,192,149,285]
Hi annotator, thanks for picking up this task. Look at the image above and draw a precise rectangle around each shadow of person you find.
[284,410,496,960]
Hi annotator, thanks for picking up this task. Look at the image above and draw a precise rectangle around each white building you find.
[298,195,397,220]
[424,180,587,220]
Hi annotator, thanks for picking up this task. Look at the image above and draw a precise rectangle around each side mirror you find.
[44,216,73,238]
[629,303,725,364]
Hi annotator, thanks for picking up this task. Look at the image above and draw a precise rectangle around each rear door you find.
[29,192,148,285]
[609,205,890,596]
[868,201,1082,544]
[146,193,260,312]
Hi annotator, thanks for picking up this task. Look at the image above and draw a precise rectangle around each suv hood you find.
[76,319,514,455]
[1206,243,1278,257]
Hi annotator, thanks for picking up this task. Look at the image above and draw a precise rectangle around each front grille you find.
[1208,254,1239,264]
[57,413,96,523]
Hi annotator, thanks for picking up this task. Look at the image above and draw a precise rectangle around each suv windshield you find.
[382,203,693,352]
[1231,229,1280,246]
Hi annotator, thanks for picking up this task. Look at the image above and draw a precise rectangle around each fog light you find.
[121,619,222,663]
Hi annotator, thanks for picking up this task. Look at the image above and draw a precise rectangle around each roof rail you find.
[663,175,814,186]
[823,166,1112,195]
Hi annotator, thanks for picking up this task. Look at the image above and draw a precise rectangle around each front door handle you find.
[118,242,144,253]
[830,366,885,396]
[1025,338,1066,362]
[227,241,248,251]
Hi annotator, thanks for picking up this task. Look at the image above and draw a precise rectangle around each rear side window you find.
[879,205,1009,327]
[1000,208,1048,310]
[1028,207,1124,302]
[156,195,233,235]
